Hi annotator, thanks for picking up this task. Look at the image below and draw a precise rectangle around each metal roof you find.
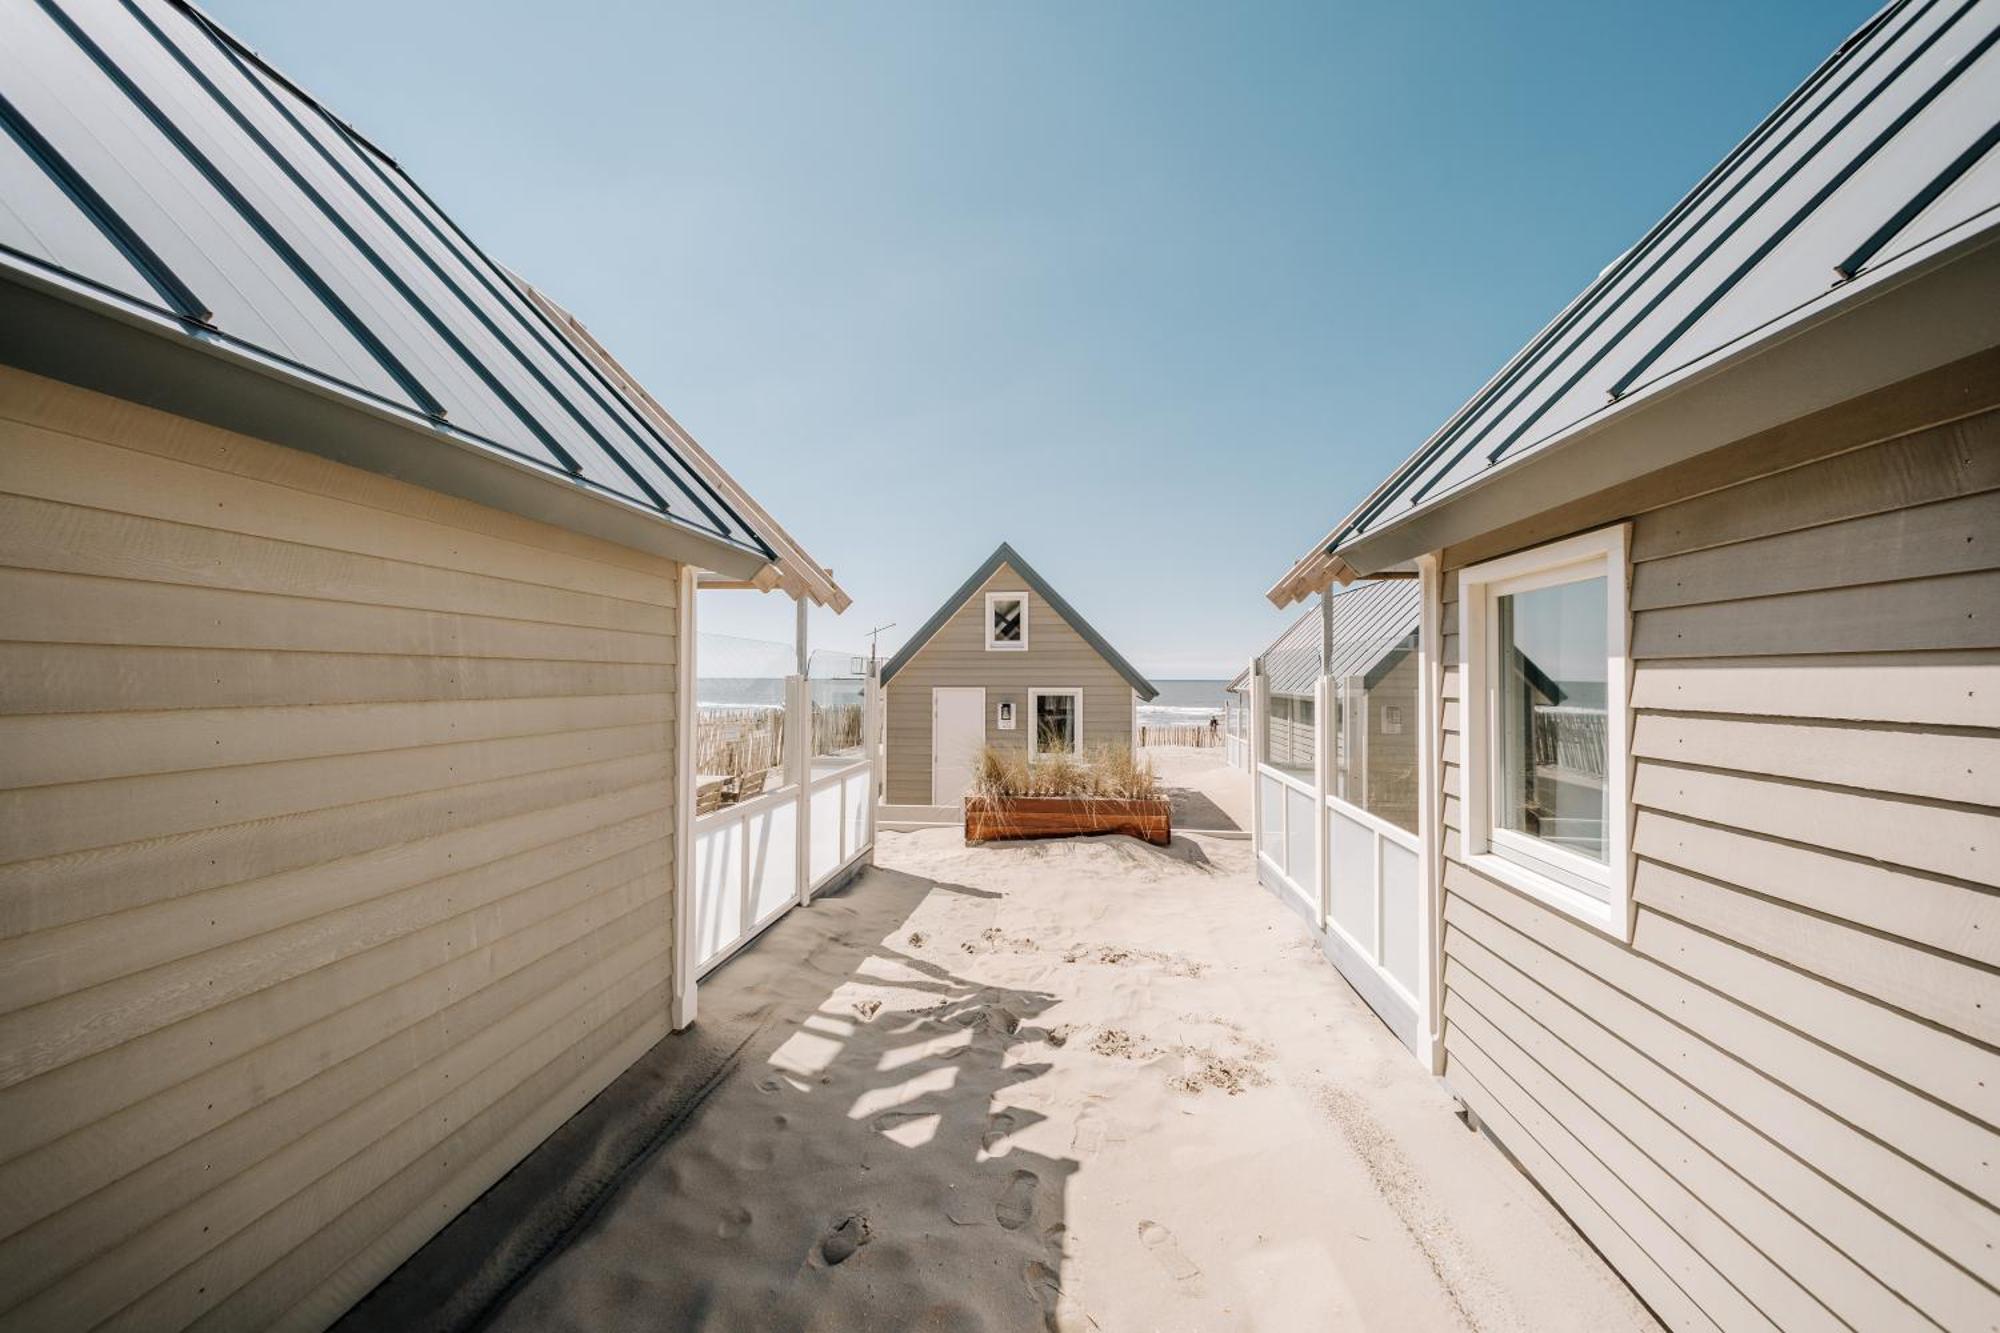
[1272,0,2000,604]
[517,279,854,612]
[1256,577,1421,699]
[878,543,1159,701]
[1326,578,1420,687]
[0,0,769,561]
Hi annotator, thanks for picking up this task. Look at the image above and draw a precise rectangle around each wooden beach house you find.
[1258,2,2000,1327]
[0,2,846,1328]
[878,543,1158,817]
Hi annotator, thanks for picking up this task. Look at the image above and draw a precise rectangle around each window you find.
[1328,580,1421,834]
[985,592,1027,651]
[1264,693,1315,777]
[1459,525,1630,936]
[1028,688,1082,758]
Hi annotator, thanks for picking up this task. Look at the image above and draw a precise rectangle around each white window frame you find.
[985,591,1029,652]
[1027,687,1084,759]
[1457,524,1632,940]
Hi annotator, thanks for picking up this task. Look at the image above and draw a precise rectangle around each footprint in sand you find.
[1138,1220,1201,1281]
[821,1214,871,1265]
[716,1205,752,1239]
[853,998,882,1020]
[995,1169,1038,1230]
[981,1110,1017,1152]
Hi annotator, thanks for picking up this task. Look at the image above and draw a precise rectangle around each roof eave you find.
[1313,219,2000,580]
[0,269,771,577]
[516,279,853,611]
[880,542,1158,700]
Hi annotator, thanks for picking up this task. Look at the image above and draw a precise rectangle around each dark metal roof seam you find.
[1839,131,2000,277]
[1322,0,1904,549]
[27,0,451,421]
[1443,0,1969,476]
[1605,7,2000,400]
[306,97,762,548]
[117,0,623,494]
[161,6,760,527]
[1434,0,1954,480]
[162,0,766,551]
[0,88,210,322]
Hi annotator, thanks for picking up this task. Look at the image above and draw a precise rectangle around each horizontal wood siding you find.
[885,562,1137,804]
[1437,405,2000,1332]
[0,369,679,1333]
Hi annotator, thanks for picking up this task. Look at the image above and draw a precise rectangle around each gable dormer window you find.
[985,592,1028,651]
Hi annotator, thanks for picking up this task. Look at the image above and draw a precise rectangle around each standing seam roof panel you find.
[0,0,771,554]
[1314,0,2000,558]
[0,118,159,299]
[0,4,410,400]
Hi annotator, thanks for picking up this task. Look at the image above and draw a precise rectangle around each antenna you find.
[865,622,896,666]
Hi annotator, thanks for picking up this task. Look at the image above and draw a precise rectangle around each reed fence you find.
[696,702,867,782]
[1139,721,1226,748]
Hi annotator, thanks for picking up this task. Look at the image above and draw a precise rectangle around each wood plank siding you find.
[1434,401,2000,1332]
[0,368,681,1333]
[884,562,1136,805]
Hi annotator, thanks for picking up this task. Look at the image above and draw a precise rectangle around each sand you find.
[401,752,1656,1332]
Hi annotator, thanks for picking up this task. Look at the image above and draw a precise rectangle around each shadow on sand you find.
[336,864,1077,1333]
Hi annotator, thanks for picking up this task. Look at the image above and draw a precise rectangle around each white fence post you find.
[863,663,881,855]
[672,568,700,1031]
[1249,663,1267,861]
[1313,673,1332,929]
[790,673,812,908]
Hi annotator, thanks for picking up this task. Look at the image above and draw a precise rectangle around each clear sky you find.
[206,0,1878,676]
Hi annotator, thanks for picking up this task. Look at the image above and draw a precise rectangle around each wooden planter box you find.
[964,796,1172,846]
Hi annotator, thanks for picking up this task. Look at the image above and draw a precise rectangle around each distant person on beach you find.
[1207,715,1220,742]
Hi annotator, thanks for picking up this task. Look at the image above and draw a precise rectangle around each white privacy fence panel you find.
[1326,797,1421,1005]
[694,654,879,979]
[1249,580,1430,1057]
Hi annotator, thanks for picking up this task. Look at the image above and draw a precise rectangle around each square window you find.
[1459,525,1631,938]
[986,592,1028,651]
[1029,689,1082,757]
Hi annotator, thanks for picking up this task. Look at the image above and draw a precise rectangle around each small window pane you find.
[1034,692,1077,754]
[1495,576,1608,863]
[991,597,1023,644]
[1330,631,1418,834]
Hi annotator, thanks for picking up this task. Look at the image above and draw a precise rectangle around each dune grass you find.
[968,743,1162,801]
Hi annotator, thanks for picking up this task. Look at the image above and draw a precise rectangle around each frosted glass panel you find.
[1286,784,1315,889]
[810,780,842,884]
[1329,807,1376,956]
[1260,772,1285,867]
[694,819,743,969]
[746,800,797,926]
[1380,836,1419,992]
[844,770,871,858]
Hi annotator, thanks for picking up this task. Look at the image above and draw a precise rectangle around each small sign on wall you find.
[996,700,1016,730]
[1381,705,1405,735]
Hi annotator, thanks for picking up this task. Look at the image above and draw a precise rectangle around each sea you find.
[1138,679,1232,731]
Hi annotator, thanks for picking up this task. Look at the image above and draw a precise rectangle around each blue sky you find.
[206,0,1877,676]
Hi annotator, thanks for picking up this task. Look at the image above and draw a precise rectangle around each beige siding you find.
[884,562,1137,804]
[0,369,679,1332]
[1437,405,2000,1332]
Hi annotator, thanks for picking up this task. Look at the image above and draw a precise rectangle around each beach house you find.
[1259,2,2000,1326]
[0,2,847,1328]
[878,543,1158,815]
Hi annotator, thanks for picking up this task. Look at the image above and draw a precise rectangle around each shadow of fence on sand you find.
[337,865,1078,1333]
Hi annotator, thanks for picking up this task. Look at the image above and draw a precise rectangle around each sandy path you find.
[464,757,1654,1332]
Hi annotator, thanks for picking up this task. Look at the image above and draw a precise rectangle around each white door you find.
[932,687,986,806]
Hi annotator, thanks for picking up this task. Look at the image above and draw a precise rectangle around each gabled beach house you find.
[878,542,1158,815]
[1254,2,2000,1326]
[0,2,849,1328]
